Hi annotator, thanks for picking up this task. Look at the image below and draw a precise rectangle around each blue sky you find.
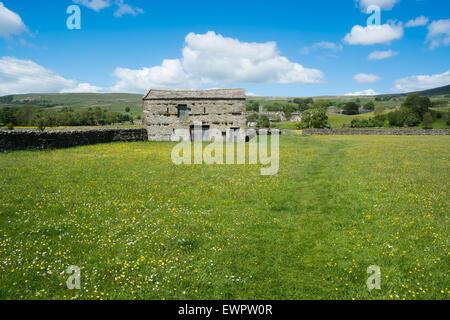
[0,0,449,96]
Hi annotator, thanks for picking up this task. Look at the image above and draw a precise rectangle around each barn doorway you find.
[190,125,211,142]
[230,128,240,143]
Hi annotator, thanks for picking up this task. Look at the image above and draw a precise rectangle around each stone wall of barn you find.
[143,99,247,141]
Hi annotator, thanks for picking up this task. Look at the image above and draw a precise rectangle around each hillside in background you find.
[396,84,450,97]
[0,93,143,117]
[0,85,448,118]
[372,84,450,99]
[249,84,450,101]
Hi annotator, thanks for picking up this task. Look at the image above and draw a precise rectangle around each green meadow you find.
[0,135,448,300]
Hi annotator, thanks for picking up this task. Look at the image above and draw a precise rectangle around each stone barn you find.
[143,88,247,142]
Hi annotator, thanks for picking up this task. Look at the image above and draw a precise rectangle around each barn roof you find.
[143,88,246,100]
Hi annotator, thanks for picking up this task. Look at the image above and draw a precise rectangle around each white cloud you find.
[300,41,343,55]
[111,31,324,92]
[356,0,399,11]
[73,0,111,12]
[0,57,101,95]
[368,49,398,60]
[353,73,381,83]
[73,0,143,17]
[0,2,27,38]
[344,23,403,45]
[426,19,450,49]
[113,0,144,17]
[405,16,429,28]
[182,31,323,85]
[392,70,450,93]
[61,83,104,93]
[345,89,379,96]
[110,59,198,93]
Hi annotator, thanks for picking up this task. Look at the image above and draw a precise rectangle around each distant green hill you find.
[378,84,450,98]
[0,93,143,116]
[1,84,449,117]
[411,84,450,96]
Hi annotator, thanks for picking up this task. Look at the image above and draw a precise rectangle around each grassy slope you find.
[0,136,448,300]
[5,93,143,117]
[428,108,450,129]
[326,111,391,129]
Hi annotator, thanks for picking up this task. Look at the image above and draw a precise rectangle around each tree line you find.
[296,93,446,129]
[0,105,134,129]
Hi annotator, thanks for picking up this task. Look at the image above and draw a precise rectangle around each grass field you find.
[326,112,392,129]
[0,136,448,300]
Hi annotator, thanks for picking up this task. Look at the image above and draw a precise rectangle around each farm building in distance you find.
[143,88,247,142]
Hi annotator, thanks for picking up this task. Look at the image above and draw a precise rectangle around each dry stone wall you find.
[302,129,450,136]
[0,128,147,151]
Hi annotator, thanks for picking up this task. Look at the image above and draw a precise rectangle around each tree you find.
[313,99,330,109]
[293,98,313,111]
[33,113,47,131]
[15,105,36,126]
[422,112,433,129]
[283,104,298,119]
[257,115,270,128]
[343,102,360,115]
[387,107,420,127]
[246,101,259,112]
[0,107,16,125]
[364,101,375,110]
[266,103,283,112]
[297,108,329,129]
[0,95,14,104]
[404,112,420,127]
[447,111,450,126]
[402,93,431,119]
[125,107,131,113]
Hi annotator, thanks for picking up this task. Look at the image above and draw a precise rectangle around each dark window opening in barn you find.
[177,105,188,118]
